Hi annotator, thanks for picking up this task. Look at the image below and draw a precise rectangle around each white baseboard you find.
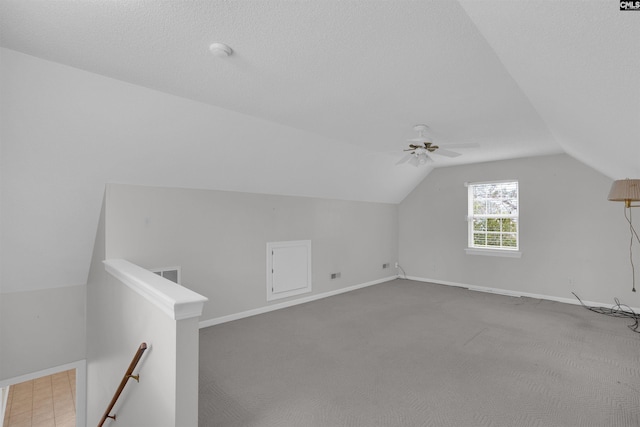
[199,275,398,329]
[1,386,9,427]
[199,275,640,329]
[406,275,640,313]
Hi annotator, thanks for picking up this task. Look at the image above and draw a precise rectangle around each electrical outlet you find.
[331,272,341,279]
[382,263,390,269]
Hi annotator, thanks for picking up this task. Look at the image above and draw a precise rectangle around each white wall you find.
[87,271,179,426]
[0,47,418,295]
[104,184,399,322]
[399,154,640,308]
[0,285,85,380]
[86,201,203,426]
[0,45,405,384]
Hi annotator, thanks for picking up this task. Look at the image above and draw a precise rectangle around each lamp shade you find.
[608,179,640,202]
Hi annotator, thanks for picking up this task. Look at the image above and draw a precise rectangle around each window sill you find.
[465,248,522,258]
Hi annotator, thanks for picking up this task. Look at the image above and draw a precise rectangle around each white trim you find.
[1,386,9,427]
[406,276,640,313]
[465,248,522,258]
[0,360,87,427]
[467,180,519,251]
[104,259,208,320]
[200,275,397,328]
[465,178,518,187]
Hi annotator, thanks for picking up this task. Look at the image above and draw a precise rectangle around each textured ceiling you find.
[1,0,636,177]
[1,0,638,292]
[0,1,565,163]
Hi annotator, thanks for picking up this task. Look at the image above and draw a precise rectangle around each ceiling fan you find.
[397,124,477,166]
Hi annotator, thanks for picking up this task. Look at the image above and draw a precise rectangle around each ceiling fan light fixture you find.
[418,153,431,164]
[397,124,473,166]
[406,152,431,166]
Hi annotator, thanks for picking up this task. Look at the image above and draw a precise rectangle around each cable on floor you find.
[572,292,640,334]
[396,264,408,279]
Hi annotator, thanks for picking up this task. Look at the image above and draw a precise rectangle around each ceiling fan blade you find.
[396,153,414,165]
[433,148,461,158]
[439,143,480,149]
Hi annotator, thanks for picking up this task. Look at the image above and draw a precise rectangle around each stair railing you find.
[98,342,148,426]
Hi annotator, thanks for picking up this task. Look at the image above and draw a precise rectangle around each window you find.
[467,180,519,252]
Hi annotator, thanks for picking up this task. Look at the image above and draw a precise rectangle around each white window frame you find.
[465,180,521,258]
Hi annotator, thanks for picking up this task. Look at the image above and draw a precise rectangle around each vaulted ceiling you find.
[1,1,638,292]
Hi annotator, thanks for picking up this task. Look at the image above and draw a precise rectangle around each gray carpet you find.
[199,280,640,426]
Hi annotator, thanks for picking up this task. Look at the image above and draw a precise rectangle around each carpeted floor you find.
[199,280,640,427]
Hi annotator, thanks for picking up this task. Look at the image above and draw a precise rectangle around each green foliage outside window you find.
[472,218,517,247]
[468,181,518,250]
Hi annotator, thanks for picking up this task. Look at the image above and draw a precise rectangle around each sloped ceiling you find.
[0,1,638,292]
[459,0,640,179]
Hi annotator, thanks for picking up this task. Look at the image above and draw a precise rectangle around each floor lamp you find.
[608,179,640,292]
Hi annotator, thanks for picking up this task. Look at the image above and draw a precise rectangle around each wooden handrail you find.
[98,342,148,426]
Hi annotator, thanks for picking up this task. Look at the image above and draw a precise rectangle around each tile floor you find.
[2,370,75,427]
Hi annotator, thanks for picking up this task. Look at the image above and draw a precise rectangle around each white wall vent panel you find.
[151,266,181,284]
[267,240,312,301]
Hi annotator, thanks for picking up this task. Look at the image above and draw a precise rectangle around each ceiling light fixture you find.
[608,178,640,292]
[209,42,233,57]
[406,151,431,167]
